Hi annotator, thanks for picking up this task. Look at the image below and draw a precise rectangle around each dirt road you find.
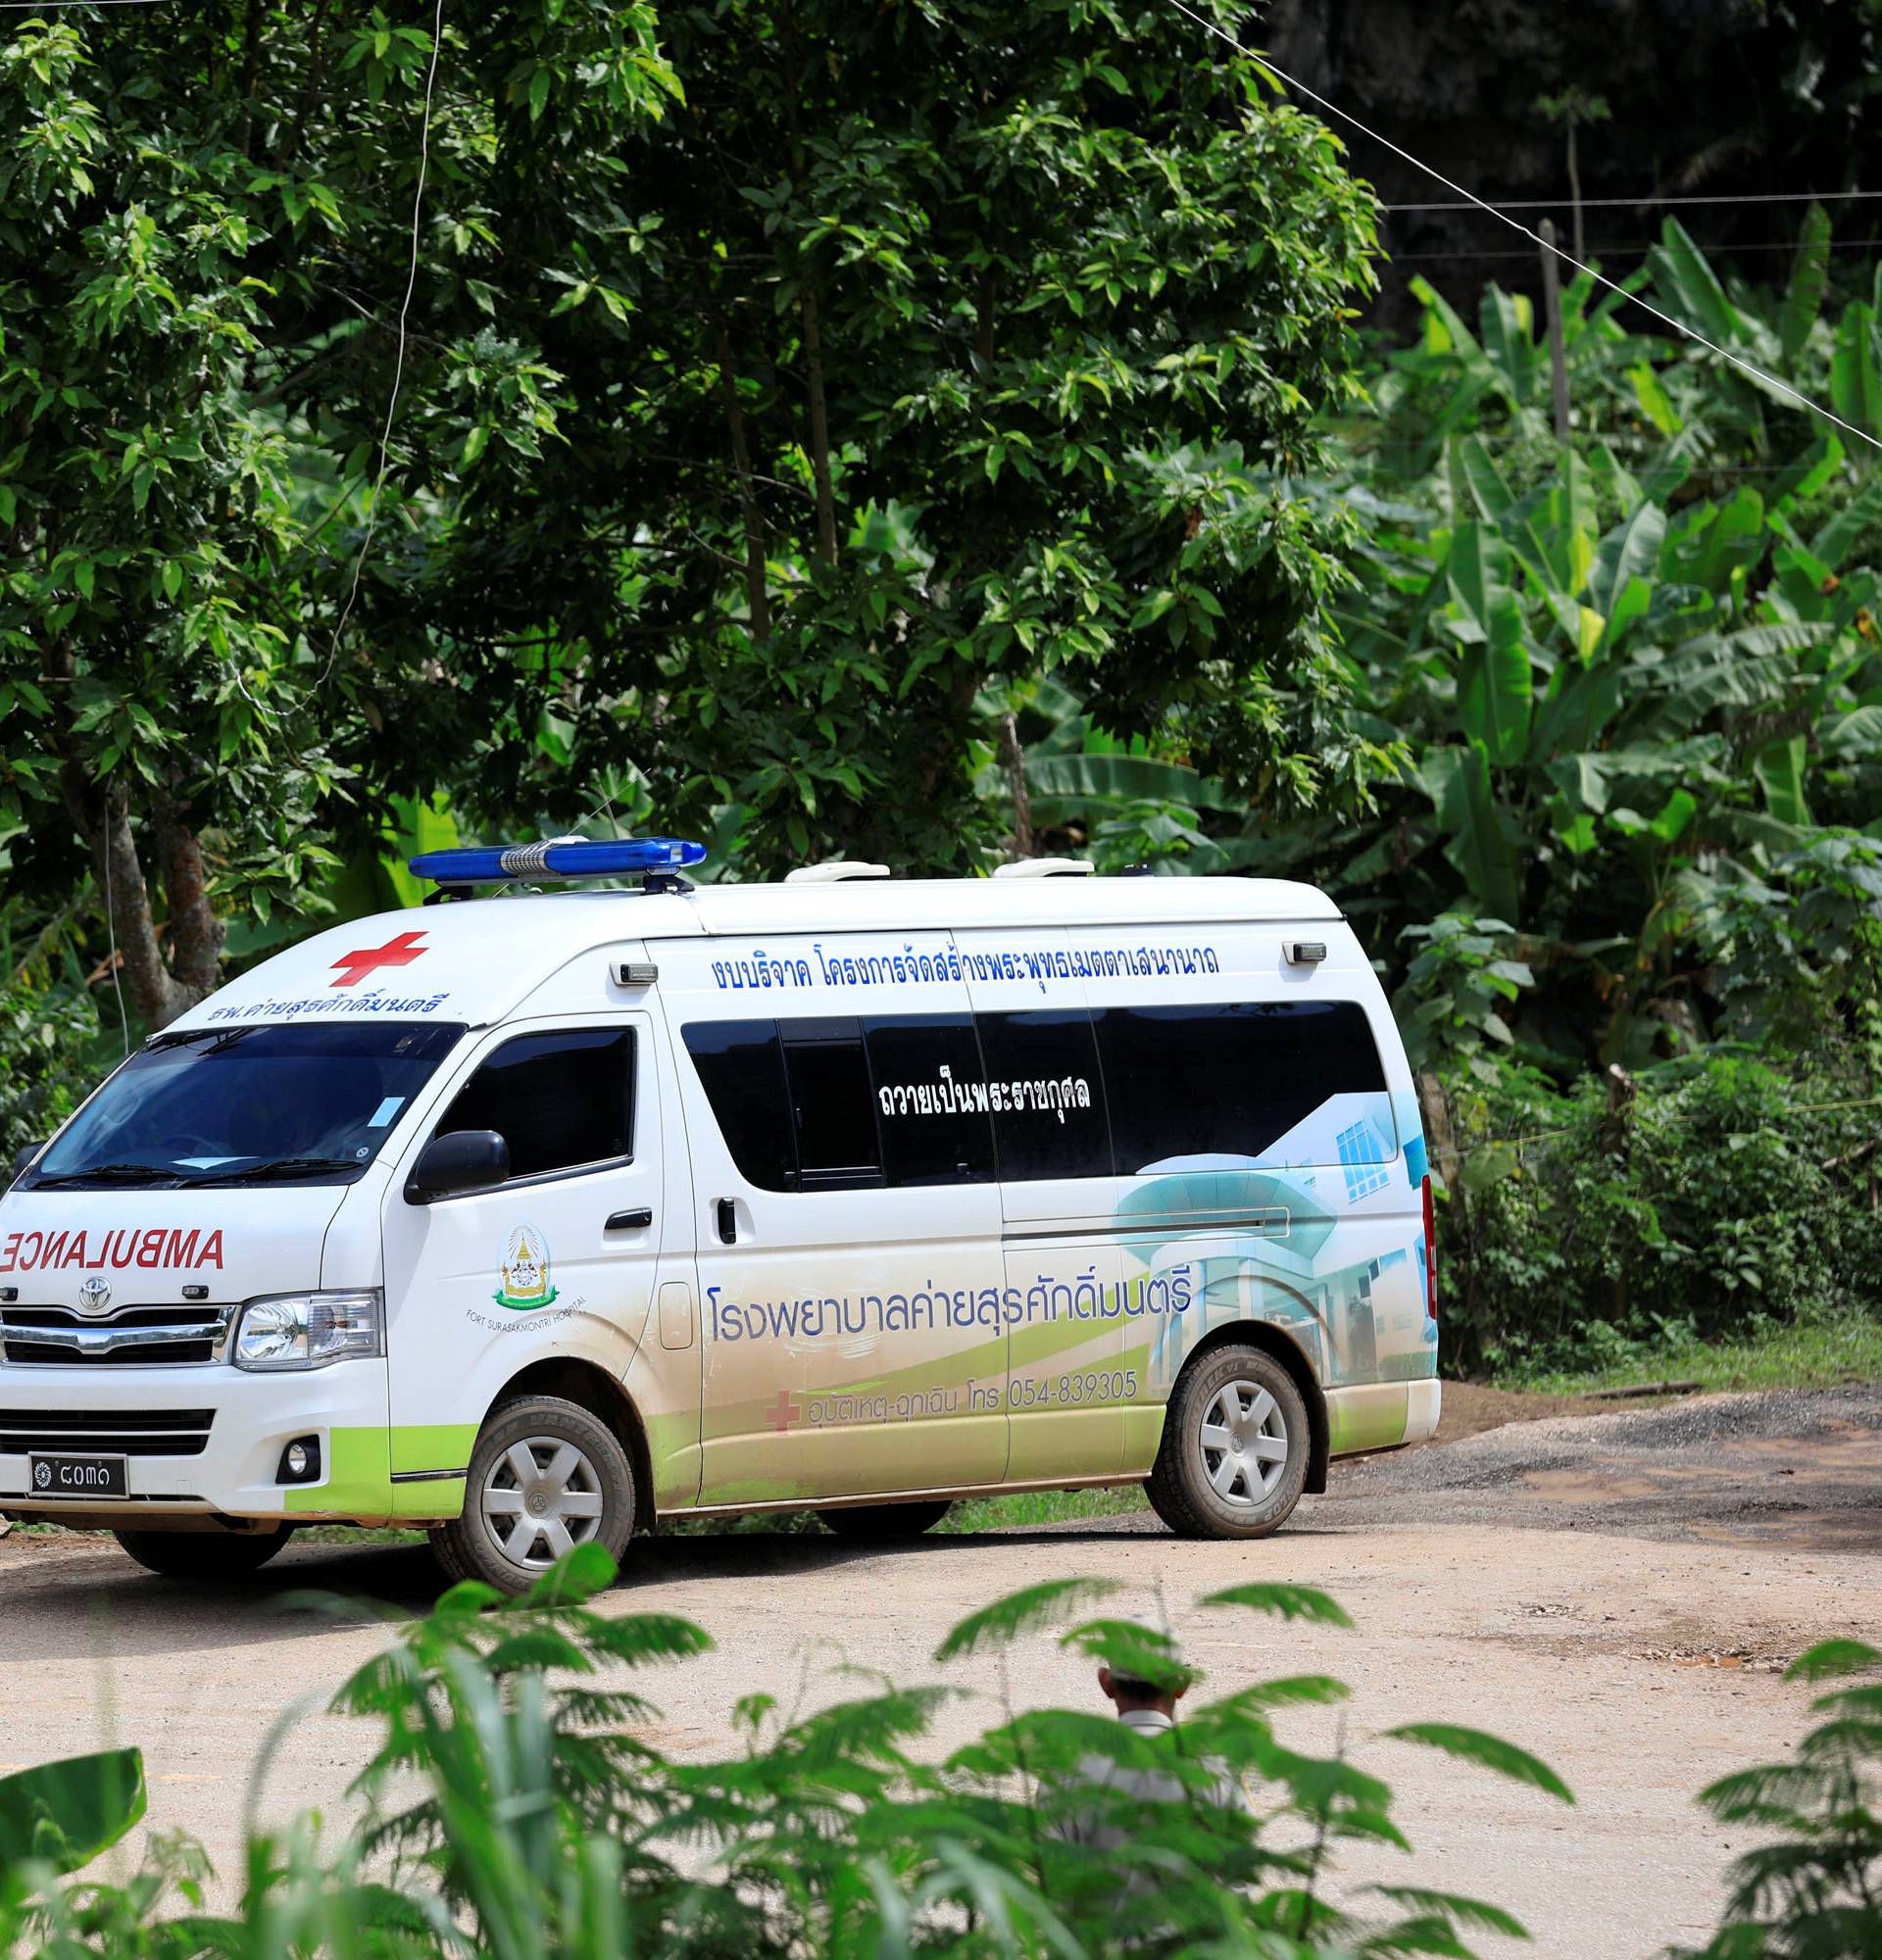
[5,1385,1881,1959]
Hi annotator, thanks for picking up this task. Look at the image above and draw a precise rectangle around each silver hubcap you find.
[1200,1379,1289,1506]
[479,1436,605,1569]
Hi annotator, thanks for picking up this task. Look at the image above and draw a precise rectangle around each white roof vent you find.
[783,861,892,884]
[992,858,1095,879]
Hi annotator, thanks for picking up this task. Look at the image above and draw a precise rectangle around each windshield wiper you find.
[179,1155,364,1186]
[29,1161,182,1188]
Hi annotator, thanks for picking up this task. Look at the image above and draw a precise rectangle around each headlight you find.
[232,1291,383,1371]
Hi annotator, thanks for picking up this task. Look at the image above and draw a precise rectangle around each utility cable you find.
[1387,189,1882,213]
[1393,237,1882,266]
[1167,0,1882,455]
[320,0,444,685]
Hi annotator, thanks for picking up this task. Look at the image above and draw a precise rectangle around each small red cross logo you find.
[765,1389,801,1433]
[329,930,429,989]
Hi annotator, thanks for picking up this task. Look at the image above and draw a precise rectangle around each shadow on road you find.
[0,1519,1210,1662]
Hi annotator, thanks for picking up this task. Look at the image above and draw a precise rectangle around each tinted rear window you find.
[1095,1000,1390,1174]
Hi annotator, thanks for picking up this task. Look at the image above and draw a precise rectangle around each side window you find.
[975,1008,1112,1181]
[1094,1001,1390,1175]
[435,1027,634,1179]
[683,1021,796,1189]
[863,1013,995,1186]
[780,1020,882,1189]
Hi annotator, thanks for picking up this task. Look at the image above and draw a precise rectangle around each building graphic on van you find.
[494,1225,558,1310]
[1120,1086,1436,1397]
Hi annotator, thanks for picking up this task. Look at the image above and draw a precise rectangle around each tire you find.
[430,1395,635,1594]
[817,1499,953,1540]
[1144,1345,1311,1540]
[115,1524,293,1580]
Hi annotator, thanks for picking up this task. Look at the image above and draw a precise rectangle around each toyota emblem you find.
[76,1276,112,1315]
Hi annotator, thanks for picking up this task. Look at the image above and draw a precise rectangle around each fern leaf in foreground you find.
[1384,1724,1575,1805]
[932,1576,1118,1660]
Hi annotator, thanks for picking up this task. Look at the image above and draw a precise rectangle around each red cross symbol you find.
[329,930,429,989]
[765,1389,801,1433]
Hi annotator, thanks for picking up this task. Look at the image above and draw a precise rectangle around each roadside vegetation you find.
[3,1544,1878,1958]
[1498,1305,1882,1399]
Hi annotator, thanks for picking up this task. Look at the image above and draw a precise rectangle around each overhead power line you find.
[1395,237,1882,266]
[321,0,445,685]
[1166,0,1882,455]
[1386,189,1882,213]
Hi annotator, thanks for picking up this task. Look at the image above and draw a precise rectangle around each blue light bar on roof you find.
[408,837,707,884]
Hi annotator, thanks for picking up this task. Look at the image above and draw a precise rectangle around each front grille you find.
[1,1305,224,1366]
[0,1407,216,1457]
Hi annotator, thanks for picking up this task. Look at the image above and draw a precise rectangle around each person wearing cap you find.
[1050,1630,1242,1850]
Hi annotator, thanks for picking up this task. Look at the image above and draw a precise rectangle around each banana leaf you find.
[0,1748,146,1905]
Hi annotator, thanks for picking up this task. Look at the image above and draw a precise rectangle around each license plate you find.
[29,1453,129,1499]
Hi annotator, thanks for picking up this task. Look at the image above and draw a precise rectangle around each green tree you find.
[0,4,675,1025]
[349,0,1391,873]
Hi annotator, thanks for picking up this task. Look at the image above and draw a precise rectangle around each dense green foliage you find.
[1,0,1386,1034]
[1,1549,1570,1958]
[1,4,1878,1371]
[1439,1051,1882,1375]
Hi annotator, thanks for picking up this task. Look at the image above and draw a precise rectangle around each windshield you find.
[30,1022,467,1188]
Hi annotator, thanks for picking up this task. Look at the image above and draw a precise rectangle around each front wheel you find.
[115,1524,293,1580]
[817,1499,953,1540]
[1144,1345,1310,1540]
[430,1395,635,1594]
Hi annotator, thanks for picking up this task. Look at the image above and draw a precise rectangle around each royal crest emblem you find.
[493,1225,557,1311]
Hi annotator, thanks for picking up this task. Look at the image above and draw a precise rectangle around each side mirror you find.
[409,1129,510,1200]
[11,1142,45,1187]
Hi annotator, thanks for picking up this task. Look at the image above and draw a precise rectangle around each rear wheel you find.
[817,1499,953,1540]
[1144,1345,1310,1540]
[431,1396,635,1594]
[115,1524,293,1580]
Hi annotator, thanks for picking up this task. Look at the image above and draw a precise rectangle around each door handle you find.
[606,1207,653,1231]
[716,1198,737,1245]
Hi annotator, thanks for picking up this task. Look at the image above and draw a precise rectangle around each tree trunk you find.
[799,287,838,564]
[58,773,222,1031]
[152,792,225,1005]
[1567,123,1585,263]
[237,0,266,158]
[776,6,837,565]
[1416,1069,1482,1362]
[1001,710,1034,858]
[1415,1070,1460,1189]
[712,313,771,640]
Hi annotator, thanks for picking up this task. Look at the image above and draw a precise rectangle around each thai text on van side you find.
[878,1065,1090,1123]
[708,1267,1195,1344]
[708,941,1222,993]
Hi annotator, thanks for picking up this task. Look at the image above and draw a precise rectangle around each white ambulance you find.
[0,841,1438,1592]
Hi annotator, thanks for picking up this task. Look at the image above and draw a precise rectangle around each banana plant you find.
[1319,219,1882,1064]
[0,1747,146,1927]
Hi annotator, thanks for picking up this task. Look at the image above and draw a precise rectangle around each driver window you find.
[435,1027,635,1179]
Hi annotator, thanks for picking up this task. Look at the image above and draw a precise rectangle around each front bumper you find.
[0,1356,395,1525]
